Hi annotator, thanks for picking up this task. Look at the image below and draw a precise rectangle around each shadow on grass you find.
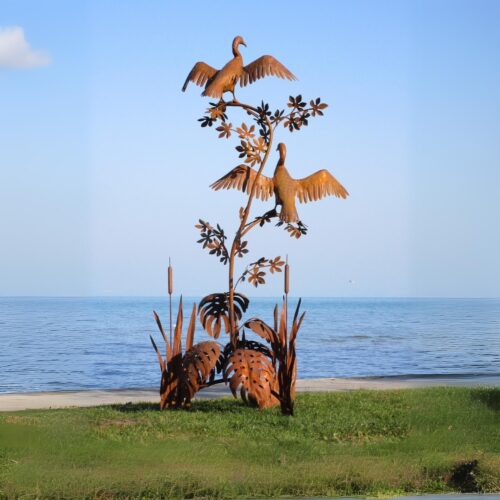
[109,402,160,413]
[109,398,248,414]
[470,387,500,412]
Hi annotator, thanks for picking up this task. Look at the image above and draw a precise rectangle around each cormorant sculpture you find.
[182,36,296,100]
[211,143,349,223]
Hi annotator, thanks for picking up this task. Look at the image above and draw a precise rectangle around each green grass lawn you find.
[0,387,499,499]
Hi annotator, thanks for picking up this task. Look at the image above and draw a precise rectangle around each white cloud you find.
[0,26,51,68]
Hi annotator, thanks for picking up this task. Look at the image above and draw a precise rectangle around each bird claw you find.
[263,208,278,218]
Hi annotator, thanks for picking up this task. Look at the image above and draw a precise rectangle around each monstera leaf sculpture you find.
[224,348,278,408]
[150,297,220,409]
[198,292,249,338]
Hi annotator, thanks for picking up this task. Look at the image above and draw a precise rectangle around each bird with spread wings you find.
[182,36,296,101]
[211,143,349,224]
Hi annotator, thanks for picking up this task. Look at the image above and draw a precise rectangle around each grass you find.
[0,387,499,498]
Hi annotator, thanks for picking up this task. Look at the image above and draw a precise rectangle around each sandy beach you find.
[1,374,498,412]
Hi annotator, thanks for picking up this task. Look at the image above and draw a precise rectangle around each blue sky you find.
[1,0,499,297]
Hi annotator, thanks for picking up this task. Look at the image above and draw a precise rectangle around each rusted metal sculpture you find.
[182,35,296,100]
[224,348,279,408]
[211,142,349,223]
[150,295,220,409]
[198,292,249,339]
[150,35,348,415]
[241,262,305,415]
[244,303,304,415]
[168,258,173,345]
[195,94,346,343]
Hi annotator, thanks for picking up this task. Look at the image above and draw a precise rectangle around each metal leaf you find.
[183,341,221,400]
[244,318,278,346]
[224,349,278,409]
[151,302,222,409]
[198,292,249,338]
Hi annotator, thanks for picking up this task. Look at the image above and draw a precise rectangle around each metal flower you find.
[310,98,328,116]
[287,94,306,111]
[248,266,266,287]
[216,122,232,139]
[236,122,255,139]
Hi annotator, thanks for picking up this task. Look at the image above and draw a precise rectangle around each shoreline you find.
[1,374,498,412]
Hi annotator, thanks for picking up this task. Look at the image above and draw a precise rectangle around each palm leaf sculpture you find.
[150,297,220,409]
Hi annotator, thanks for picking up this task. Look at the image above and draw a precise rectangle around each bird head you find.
[276,143,287,161]
[232,36,247,54]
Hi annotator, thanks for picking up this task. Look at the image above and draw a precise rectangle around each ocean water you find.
[0,297,499,393]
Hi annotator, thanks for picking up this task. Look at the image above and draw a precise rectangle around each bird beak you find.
[241,40,247,47]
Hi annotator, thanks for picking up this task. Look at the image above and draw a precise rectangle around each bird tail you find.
[279,205,299,224]
[202,83,222,99]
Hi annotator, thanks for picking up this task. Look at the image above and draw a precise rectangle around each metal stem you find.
[168,257,173,347]
[224,100,274,346]
[200,378,226,388]
[285,256,289,346]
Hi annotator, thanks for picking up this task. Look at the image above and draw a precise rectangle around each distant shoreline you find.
[1,374,498,412]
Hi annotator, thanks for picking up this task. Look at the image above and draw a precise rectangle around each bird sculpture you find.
[211,143,349,223]
[182,36,296,101]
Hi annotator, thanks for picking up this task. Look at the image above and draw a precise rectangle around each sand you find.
[0,374,498,412]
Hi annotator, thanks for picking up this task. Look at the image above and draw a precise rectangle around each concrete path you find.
[0,375,498,412]
[0,375,500,411]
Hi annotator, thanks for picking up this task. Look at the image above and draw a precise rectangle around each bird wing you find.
[294,169,349,204]
[240,55,296,87]
[182,61,218,91]
[210,165,274,201]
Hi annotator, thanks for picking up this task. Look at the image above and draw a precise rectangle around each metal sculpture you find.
[198,292,249,339]
[224,348,279,408]
[244,298,305,416]
[211,142,349,223]
[182,35,296,100]
[150,296,220,409]
[168,258,173,345]
[151,36,348,415]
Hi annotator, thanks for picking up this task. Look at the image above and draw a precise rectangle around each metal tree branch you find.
[221,100,275,346]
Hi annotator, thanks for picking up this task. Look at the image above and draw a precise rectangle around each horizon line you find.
[1,295,499,300]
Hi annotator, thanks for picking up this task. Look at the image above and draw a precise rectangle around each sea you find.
[0,297,499,394]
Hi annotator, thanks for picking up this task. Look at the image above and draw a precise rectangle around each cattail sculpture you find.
[168,258,173,345]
